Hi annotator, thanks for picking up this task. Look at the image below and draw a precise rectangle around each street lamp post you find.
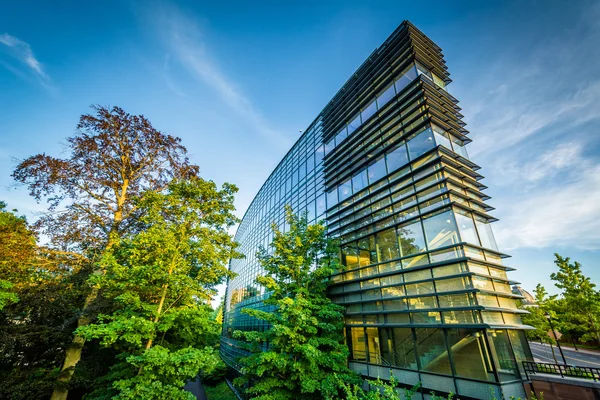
[546,312,567,365]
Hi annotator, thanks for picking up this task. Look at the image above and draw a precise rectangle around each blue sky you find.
[1,0,599,301]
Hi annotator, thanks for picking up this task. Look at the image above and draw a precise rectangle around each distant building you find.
[221,21,532,399]
[512,285,537,307]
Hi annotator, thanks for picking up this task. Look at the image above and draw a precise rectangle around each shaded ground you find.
[184,376,207,400]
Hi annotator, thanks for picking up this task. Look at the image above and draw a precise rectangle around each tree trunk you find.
[51,181,128,400]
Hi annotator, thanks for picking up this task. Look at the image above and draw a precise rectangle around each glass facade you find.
[221,21,532,398]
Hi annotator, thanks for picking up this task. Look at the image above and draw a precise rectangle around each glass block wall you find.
[221,21,533,399]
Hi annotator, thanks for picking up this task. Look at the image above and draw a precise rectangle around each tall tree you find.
[234,208,358,400]
[12,105,199,400]
[519,284,554,344]
[76,178,239,399]
[551,254,600,344]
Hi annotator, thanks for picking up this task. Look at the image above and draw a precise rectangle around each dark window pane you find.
[377,83,396,108]
[407,128,436,160]
[338,178,352,202]
[335,127,347,146]
[385,328,417,369]
[361,100,378,123]
[395,64,417,93]
[415,328,451,375]
[352,169,368,193]
[376,228,399,262]
[347,114,362,135]
[397,220,426,257]
[446,329,494,381]
[368,156,387,184]
[386,143,409,172]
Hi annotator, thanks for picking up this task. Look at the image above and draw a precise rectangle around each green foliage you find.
[550,254,600,344]
[74,177,240,398]
[234,208,359,399]
[339,376,420,400]
[519,284,555,344]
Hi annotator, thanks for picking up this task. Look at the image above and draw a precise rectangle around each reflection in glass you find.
[338,178,352,202]
[362,100,378,123]
[415,328,451,374]
[368,156,387,184]
[397,221,426,257]
[446,329,494,381]
[376,228,399,262]
[387,328,417,369]
[487,330,518,381]
[475,216,498,251]
[326,188,338,209]
[377,83,396,109]
[386,143,409,172]
[407,128,436,160]
[455,210,480,246]
[423,210,460,250]
[347,114,362,136]
[352,169,368,194]
[351,327,367,361]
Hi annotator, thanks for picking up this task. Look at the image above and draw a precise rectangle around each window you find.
[377,83,396,109]
[376,228,399,262]
[395,64,417,93]
[397,220,426,257]
[387,328,417,369]
[475,216,498,251]
[432,124,453,150]
[347,114,362,136]
[407,127,436,161]
[386,143,409,172]
[423,210,460,250]
[351,328,367,361]
[326,188,338,209]
[367,156,387,184]
[361,100,378,123]
[446,329,494,381]
[335,127,347,146]
[357,236,377,266]
[338,178,352,202]
[325,138,335,155]
[415,328,451,374]
[352,169,368,194]
[487,330,518,381]
[455,209,480,246]
[316,194,326,217]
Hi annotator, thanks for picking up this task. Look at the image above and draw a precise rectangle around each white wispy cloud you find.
[149,5,290,148]
[455,3,600,252]
[0,33,51,87]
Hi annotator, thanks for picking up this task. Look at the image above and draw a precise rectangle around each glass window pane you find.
[432,124,452,149]
[338,178,352,202]
[347,114,362,136]
[397,220,426,257]
[362,100,378,123]
[407,127,436,161]
[352,169,368,194]
[475,216,498,251]
[351,327,367,361]
[377,83,396,108]
[367,156,387,184]
[386,143,409,172]
[395,64,418,93]
[366,327,382,364]
[326,188,338,208]
[388,328,417,369]
[325,138,335,155]
[446,329,494,381]
[357,236,377,266]
[438,293,472,308]
[316,194,326,217]
[423,210,460,250]
[409,296,437,310]
[435,277,468,293]
[487,329,518,381]
[415,328,451,374]
[335,127,348,146]
[376,228,399,262]
[455,210,480,246]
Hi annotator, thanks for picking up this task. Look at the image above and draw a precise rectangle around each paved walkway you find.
[184,376,207,400]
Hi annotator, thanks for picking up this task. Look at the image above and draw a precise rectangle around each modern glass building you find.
[221,21,533,399]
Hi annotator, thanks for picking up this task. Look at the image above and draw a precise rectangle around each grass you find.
[204,381,238,400]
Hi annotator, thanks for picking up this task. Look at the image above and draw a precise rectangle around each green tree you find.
[550,254,600,345]
[234,208,358,400]
[519,284,555,344]
[76,177,239,399]
[13,105,200,400]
